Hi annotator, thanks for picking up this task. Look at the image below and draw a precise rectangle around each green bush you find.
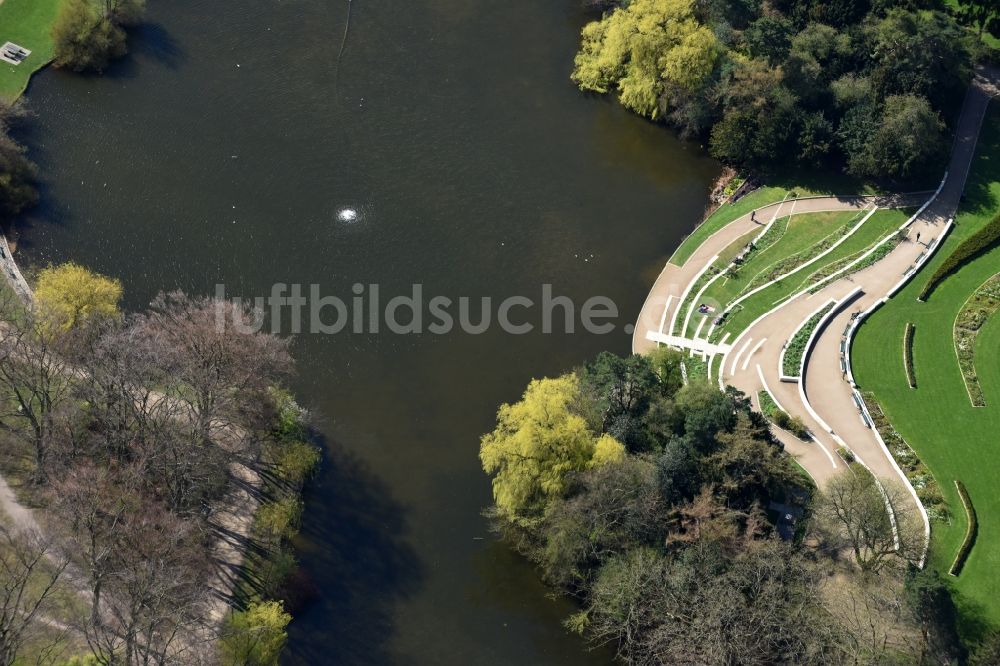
[903,322,916,388]
[219,601,291,666]
[950,480,978,577]
[255,497,302,542]
[783,304,834,376]
[919,212,1000,301]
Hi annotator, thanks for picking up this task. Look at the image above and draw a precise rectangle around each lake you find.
[13,0,719,663]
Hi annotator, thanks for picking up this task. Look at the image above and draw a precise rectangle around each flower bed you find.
[953,272,1000,407]
[949,480,978,577]
[920,212,1000,301]
[757,390,810,440]
[903,322,916,388]
[782,303,834,377]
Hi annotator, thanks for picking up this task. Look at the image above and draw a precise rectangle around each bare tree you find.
[0,526,69,666]
[84,504,212,666]
[50,463,136,630]
[0,307,74,484]
[139,292,291,452]
[815,467,922,573]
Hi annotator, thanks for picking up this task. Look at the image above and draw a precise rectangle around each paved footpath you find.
[633,67,1000,555]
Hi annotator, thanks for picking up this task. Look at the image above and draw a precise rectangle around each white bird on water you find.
[338,208,358,222]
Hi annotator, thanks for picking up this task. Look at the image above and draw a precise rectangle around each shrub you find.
[783,303,834,377]
[903,323,916,388]
[275,440,321,485]
[255,497,302,543]
[949,480,978,576]
[919,212,1000,301]
[219,601,291,666]
[786,415,810,440]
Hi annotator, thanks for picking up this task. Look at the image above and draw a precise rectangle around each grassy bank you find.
[853,101,1000,634]
[0,0,63,102]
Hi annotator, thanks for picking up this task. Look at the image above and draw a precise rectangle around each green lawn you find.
[853,101,1000,637]
[670,171,879,268]
[670,186,787,267]
[0,0,64,103]
[707,208,910,341]
[693,211,853,328]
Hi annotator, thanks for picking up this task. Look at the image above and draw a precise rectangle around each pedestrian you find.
[916,232,921,242]
[751,210,757,222]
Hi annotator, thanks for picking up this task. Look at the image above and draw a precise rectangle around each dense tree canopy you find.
[35,262,123,330]
[573,0,977,182]
[482,351,962,664]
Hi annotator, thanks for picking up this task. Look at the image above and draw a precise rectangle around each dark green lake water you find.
[14,1,719,662]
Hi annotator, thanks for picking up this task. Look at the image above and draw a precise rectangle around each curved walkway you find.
[633,67,1000,560]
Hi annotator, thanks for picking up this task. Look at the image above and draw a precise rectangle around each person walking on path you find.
[916,232,921,243]
[751,210,757,223]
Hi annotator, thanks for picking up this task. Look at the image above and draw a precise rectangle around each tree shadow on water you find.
[281,435,423,665]
[131,22,183,69]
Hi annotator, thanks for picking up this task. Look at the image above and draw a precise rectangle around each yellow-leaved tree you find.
[35,262,122,330]
[572,0,719,119]
[480,374,624,525]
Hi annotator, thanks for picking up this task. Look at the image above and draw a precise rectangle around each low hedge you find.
[919,212,1000,301]
[903,323,916,388]
[949,480,978,577]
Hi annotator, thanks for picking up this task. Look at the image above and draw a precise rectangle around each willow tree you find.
[35,262,122,331]
[571,0,720,119]
[480,374,623,525]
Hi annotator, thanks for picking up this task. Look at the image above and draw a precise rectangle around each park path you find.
[633,67,1000,557]
[633,68,1000,560]
[632,193,923,355]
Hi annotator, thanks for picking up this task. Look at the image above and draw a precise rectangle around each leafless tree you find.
[0,526,69,666]
[0,307,74,484]
[83,504,211,666]
[139,292,291,452]
[815,467,923,573]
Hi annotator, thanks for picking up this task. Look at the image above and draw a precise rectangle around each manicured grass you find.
[852,102,1000,635]
[699,211,852,320]
[0,0,64,103]
[708,209,907,341]
[670,186,786,267]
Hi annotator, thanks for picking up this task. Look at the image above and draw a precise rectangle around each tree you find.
[219,601,291,666]
[580,352,658,451]
[51,0,145,72]
[0,108,38,221]
[539,457,664,587]
[815,467,923,572]
[841,94,947,181]
[706,411,803,508]
[710,59,800,169]
[868,9,971,114]
[86,504,210,665]
[35,262,122,331]
[140,292,291,448]
[577,537,843,664]
[0,304,75,483]
[480,374,601,524]
[572,0,720,119]
[957,0,1000,37]
[904,567,965,664]
[742,15,795,64]
[0,527,69,666]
